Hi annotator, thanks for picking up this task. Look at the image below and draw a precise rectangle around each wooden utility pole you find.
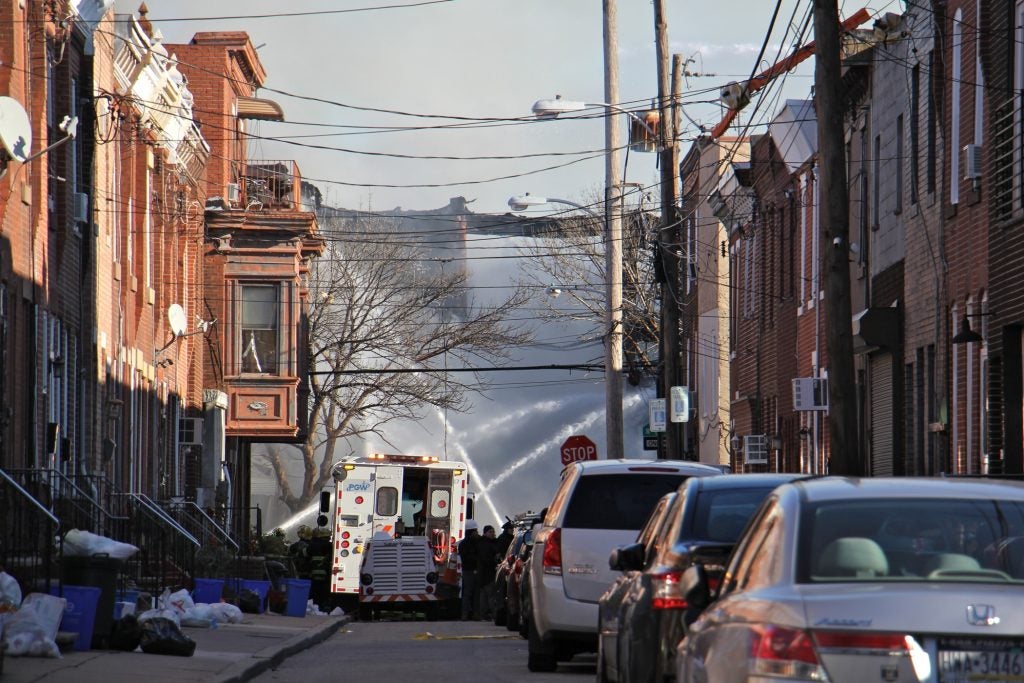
[604,0,625,460]
[812,0,860,475]
[655,0,682,458]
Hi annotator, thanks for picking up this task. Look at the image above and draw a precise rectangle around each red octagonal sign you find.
[560,434,599,466]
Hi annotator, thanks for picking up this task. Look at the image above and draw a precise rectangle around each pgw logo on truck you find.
[344,481,371,492]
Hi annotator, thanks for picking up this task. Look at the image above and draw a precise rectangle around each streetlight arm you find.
[531,97,658,139]
[508,193,602,220]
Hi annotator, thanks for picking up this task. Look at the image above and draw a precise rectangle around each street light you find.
[508,193,602,219]
[530,97,660,149]
[522,92,636,460]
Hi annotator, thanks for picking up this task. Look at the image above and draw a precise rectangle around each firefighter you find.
[290,525,313,578]
[307,526,332,610]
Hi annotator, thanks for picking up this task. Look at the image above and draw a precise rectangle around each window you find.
[927,50,937,194]
[1015,1,1024,210]
[240,284,279,374]
[376,486,399,517]
[873,135,881,228]
[896,115,904,214]
[562,474,689,530]
[951,10,962,205]
[910,64,920,205]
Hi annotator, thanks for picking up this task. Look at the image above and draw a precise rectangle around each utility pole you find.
[812,0,860,475]
[604,0,625,460]
[654,0,682,458]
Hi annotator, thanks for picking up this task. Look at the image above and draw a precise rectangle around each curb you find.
[211,614,353,683]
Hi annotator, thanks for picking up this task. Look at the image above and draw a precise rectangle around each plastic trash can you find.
[192,578,224,604]
[282,579,311,617]
[61,554,122,649]
[50,585,101,651]
[227,578,271,613]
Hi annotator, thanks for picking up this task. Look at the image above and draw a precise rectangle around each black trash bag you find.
[110,613,142,652]
[139,617,196,657]
[237,587,262,614]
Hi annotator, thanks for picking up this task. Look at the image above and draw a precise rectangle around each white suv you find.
[526,459,720,672]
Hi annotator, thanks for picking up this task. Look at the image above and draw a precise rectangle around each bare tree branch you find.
[257,212,532,514]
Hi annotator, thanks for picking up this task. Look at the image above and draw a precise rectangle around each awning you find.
[852,307,899,353]
[237,96,285,122]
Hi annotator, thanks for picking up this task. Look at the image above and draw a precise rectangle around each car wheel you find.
[527,616,557,672]
[506,608,519,632]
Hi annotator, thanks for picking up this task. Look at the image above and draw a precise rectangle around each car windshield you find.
[799,498,1024,583]
[689,487,775,543]
[562,474,689,530]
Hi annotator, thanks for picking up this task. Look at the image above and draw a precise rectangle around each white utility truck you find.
[320,453,473,619]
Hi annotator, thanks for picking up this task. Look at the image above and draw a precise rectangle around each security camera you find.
[833,237,844,248]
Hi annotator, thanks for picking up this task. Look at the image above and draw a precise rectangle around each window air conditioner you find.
[72,192,89,223]
[226,182,241,203]
[744,434,768,464]
[178,417,204,446]
[963,144,982,181]
[792,377,829,411]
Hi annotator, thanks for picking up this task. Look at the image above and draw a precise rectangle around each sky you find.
[142,0,883,531]
[146,0,849,216]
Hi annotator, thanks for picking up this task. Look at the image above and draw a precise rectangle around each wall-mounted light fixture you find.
[952,311,992,345]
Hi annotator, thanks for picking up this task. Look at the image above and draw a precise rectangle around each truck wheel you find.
[358,605,372,621]
[527,616,557,672]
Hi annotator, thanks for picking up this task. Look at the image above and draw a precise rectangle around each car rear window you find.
[562,473,688,530]
[689,487,774,543]
[798,498,1024,583]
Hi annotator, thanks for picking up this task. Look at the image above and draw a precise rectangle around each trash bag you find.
[110,614,142,652]
[2,593,65,658]
[63,529,139,560]
[138,617,195,657]
[237,588,261,614]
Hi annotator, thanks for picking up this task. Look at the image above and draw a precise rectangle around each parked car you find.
[504,522,540,631]
[599,473,804,683]
[677,477,1024,683]
[597,490,679,682]
[526,459,721,672]
[494,516,540,627]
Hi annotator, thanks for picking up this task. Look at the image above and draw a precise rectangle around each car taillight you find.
[749,625,826,680]
[542,528,562,575]
[651,570,687,610]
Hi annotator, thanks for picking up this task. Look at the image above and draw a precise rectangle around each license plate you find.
[939,639,1024,683]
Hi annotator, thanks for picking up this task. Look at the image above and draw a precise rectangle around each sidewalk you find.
[1,610,352,683]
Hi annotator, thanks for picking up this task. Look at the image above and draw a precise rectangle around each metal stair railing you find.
[109,492,200,595]
[0,468,61,594]
[165,500,239,551]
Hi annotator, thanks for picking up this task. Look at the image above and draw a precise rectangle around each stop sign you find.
[560,434,599,466]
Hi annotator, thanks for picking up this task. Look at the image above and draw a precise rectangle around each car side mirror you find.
[682,564,711,610]
[610,542,644,572]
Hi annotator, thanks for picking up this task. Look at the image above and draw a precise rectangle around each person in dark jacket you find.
[458,520,481,620]
[476,525,500,620]
[495,521,514,560]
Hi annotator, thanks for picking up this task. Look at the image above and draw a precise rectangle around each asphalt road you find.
[251,616,596,681]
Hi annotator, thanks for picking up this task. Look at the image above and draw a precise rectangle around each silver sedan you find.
[676,477,1024,683]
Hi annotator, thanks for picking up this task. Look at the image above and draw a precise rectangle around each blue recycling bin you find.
[50,585,101,651]
[282,579,311,617]
[192,578,224,604]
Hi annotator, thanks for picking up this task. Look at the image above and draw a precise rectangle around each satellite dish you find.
[0,96,32,163]
[167,304,187,337]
